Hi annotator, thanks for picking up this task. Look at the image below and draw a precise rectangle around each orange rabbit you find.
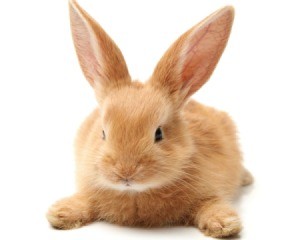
[47,0,253,238]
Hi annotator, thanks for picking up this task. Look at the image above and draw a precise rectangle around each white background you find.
[0,0,299,239]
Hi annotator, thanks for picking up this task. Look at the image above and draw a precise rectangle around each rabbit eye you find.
[102,130,106,140]
[154,127,163,142]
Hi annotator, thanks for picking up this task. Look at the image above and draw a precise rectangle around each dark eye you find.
[154,127,163,142]
[102,130,106,140]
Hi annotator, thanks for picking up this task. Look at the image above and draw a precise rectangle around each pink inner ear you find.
[180,9,233,98]
[181,23,212,93]
[70,6,104,86]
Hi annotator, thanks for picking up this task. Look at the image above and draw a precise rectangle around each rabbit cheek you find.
[95,156,118,182]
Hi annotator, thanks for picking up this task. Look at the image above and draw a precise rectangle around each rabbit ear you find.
[149,6,234,106]
[69,0,130,94]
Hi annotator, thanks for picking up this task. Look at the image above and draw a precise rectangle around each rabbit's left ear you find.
[149,7,234,106]
[69,0,131,97]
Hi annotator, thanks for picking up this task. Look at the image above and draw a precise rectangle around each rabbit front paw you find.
[196,199,242,238]
[199,213,242,238]
[47,194,92,230]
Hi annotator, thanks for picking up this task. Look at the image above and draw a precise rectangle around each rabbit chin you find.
[99,178,162,192]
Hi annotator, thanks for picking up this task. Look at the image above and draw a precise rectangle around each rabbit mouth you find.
[99,176,161,192]
[111,182,152,192]
[121,179,132,188]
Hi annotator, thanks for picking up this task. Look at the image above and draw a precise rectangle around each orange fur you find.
[47,1,253,238]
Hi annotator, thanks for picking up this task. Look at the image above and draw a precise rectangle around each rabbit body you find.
[47,1,252,238]
[73,99,243,227]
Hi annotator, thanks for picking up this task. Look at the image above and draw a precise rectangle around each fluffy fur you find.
[47,1,253,238]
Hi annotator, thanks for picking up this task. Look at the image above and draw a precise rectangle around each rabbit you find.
[46,0,253,238]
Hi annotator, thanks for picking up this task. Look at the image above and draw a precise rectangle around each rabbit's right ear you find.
[69,0,131,97]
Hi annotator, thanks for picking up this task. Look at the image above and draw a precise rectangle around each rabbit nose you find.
[122,178,131,186]
[113,170,133,185]
[117,165,136,179]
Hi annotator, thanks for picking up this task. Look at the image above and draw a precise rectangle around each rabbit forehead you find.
[102,85,172,128]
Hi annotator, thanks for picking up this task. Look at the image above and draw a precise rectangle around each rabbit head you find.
[69,0,234,192]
